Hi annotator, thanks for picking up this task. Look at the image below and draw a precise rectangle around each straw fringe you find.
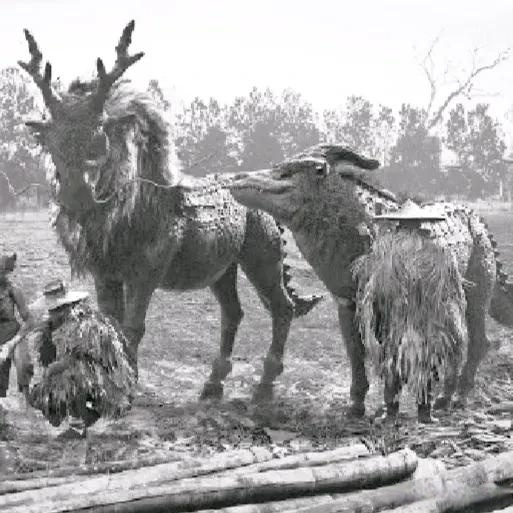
[28,302,136,427]
[351,230,468,400]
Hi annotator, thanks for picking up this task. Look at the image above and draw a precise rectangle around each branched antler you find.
[92,20,145,113]
[18,29,61,116]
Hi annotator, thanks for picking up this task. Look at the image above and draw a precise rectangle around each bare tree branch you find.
[426,48,510,130]
[420,36,440,121]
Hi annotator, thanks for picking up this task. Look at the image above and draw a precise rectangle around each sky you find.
[2,0,513,135]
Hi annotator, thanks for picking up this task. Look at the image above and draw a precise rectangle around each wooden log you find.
[194,481,513,513]
[2,443,367,492]
[195,450,513,513]
[0,447,273,495]
[487,401,513,415]
[195,496,337,513]
[0,449,418,513]
[213,443,370,477]
[285,450,513,513]
[194,482,513,513]
[5,450,203,481]
[378,483,513,512]
[1,443,367,491]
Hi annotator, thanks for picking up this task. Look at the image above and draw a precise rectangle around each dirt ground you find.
[0,210,513,476]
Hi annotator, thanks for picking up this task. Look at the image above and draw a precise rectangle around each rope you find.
[0,170,44,197]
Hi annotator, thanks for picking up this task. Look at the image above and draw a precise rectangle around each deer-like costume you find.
[19,21,321,402]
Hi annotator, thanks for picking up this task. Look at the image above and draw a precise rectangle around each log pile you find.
[1,443,513,513]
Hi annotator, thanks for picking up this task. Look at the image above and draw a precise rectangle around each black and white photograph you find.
[1,1,513,511]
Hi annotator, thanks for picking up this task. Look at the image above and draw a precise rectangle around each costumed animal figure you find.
[351,201,469,422]
[0,253,33,399]
[229,144,513,420]
[8,280,136,436]
[19,21,321,403]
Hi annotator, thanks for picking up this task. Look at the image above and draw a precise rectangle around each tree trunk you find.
[0,449,417,513]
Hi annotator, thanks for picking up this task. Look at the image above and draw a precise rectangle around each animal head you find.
[19,21,144,213]
[229,144,384,226]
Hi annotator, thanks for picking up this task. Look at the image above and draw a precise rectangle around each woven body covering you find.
[26,301,136,427]
[352,229,468,401]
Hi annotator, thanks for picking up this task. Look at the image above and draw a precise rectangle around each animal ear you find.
[314,161,330,177]
[103,113,137,133]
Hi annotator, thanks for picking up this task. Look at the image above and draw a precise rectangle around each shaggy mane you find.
[51,80,183,276]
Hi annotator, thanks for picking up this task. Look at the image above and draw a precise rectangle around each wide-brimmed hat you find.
[30,279,90,313]
[0,253,17,273]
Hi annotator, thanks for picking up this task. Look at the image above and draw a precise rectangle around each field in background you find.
[0,209,513,475]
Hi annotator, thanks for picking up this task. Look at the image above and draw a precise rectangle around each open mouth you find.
[229,179,292,196]
[235,184,291,195]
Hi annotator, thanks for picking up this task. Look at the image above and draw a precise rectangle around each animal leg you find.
[433,331,464,411]
[122,280,155,371]
[457,302,489,405]
[455,239,494,407]
[383,369,401,421]
[417,379,438,424]
[338,302,369,417]
[94,276,125,324]
[240,258,294,403]
[254,284,294,403]
[200,264,243,400]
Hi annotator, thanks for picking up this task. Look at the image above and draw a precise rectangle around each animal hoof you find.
[382,402,399,422]
[252,383,274,403]
[417,413,439,424]
[417,404,439,424]
[347,402,366,418]
[57,427,85,440]
[451,395,468,410]
[433,396,451,411]
[199,382,224,400]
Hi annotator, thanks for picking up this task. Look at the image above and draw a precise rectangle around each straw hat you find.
[374,200,446,222]
[30,280,89,313]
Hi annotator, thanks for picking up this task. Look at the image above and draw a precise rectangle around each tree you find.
[239,120,285,171]
[147,79,170,111]
[446,103,507,198]
[373,105,396,166]
[228,87,320,170]
[323,96,374,154]
[419,38,509,130]
[322,97,395,163]
[175,97,238,176]
[0,67,47,210]
[387,104,442,197]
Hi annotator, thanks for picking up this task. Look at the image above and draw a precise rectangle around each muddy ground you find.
[0,210,512,476]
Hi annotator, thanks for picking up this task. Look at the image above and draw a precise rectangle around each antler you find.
[18,29,61,116]
[92,20,145,113]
